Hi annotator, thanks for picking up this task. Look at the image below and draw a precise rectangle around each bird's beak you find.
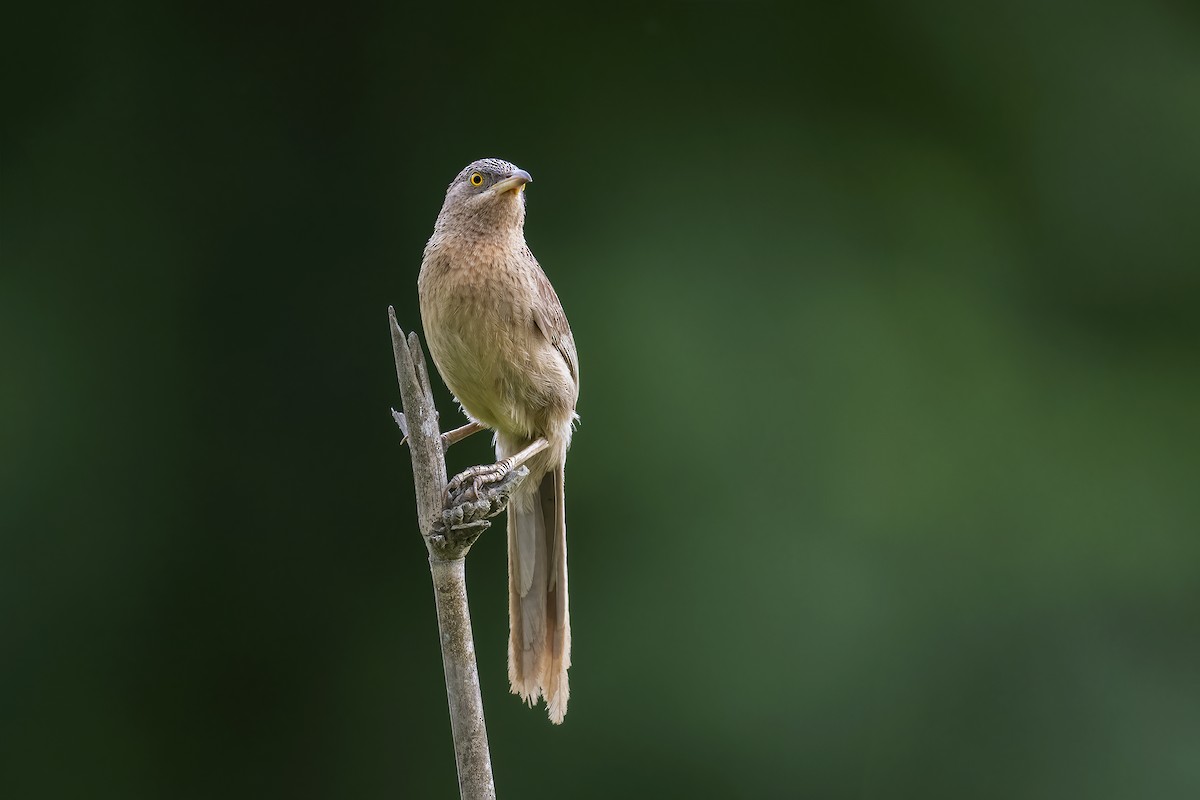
[491,169,532,195]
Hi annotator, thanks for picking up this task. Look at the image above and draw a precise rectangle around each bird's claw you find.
[434,464,529,545]
[446,458,514,497]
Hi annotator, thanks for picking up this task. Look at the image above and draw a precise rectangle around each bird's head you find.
[434,158,532,236]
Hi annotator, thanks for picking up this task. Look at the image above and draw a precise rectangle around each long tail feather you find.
[507,464,570,723]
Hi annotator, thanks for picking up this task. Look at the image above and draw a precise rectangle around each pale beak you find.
[491,168,533,195]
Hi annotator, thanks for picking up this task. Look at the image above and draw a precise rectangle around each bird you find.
[418,158,579,724]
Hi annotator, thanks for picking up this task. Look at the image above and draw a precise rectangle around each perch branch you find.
[390,307,526,800]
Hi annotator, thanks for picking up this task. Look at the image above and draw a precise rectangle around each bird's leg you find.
[441,421,487,450]
[447,437,550,499]
[394,414,486,451]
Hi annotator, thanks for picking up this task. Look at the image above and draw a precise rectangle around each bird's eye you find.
[469,172,484,187]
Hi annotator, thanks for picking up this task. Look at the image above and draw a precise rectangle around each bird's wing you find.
[528,251,579,390]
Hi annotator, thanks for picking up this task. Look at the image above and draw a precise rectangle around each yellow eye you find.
[469,172,484,187]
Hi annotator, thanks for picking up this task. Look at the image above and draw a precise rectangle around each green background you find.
[3,1,1198,797]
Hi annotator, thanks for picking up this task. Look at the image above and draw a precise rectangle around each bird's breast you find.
[418,237,550,436]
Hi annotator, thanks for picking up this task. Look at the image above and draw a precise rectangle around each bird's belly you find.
[424,305,543,439]
[438,344,515,431]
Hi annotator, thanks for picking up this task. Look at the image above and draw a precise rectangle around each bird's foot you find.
[446,455,519,499]
[431,438,548,550]
[435,464,529,547]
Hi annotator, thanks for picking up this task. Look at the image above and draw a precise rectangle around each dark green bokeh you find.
[3,1,1198,797]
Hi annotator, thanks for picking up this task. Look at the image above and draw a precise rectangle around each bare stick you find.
[389,307,501,800]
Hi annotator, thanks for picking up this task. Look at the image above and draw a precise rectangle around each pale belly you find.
[422,294,573,443]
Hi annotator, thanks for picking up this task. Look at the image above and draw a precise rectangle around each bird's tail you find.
[507,463,570,723]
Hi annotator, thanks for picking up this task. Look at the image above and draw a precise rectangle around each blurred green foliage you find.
[2,1,1198,798]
